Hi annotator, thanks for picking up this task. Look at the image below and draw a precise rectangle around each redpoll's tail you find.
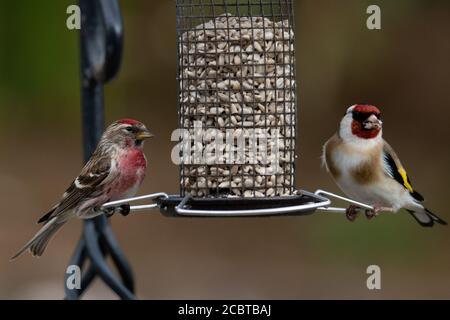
[11,217,65,260]
[407,208,447,227]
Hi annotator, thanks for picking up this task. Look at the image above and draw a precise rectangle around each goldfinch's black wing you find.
[37,154,113,224]
[382,142,424,202]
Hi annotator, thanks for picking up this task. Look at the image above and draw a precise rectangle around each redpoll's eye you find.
[125,126,133,132]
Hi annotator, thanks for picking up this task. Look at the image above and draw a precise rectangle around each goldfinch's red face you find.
[350,105,382,139]
[339,105,382,141]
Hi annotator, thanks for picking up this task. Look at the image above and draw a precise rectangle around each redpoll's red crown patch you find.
[117,118,142,126]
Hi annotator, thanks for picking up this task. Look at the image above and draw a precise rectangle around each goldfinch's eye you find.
[352,111,366,122]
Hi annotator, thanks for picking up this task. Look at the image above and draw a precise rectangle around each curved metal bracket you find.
[314,189,374,213]
[98,189,373,218]
[101,193,169,213]
[65,0,134,300]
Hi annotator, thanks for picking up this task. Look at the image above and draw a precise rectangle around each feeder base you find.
[157,191,329,217]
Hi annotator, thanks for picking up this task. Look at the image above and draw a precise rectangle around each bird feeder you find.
[155,0,330,216]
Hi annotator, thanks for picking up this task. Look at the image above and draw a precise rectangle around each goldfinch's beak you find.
[136,129,154,140]
[363,114,382,130]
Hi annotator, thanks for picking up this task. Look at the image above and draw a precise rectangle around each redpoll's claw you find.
[97,204,130,217]
[97,206,115,218]
[118,204,131,216]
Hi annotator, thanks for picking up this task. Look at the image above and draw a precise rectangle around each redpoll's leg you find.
[104,208,115,218]
[97,204,130,217]
[365,206,394,219]
[94,206,115,218]
[346,205,361,222]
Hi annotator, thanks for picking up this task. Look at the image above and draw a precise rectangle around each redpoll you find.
[12,119,153,259]
[323,104,446,227]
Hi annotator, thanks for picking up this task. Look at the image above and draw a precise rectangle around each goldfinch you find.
[323,104,446,227]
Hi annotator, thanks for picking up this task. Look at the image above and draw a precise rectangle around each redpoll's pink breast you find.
[110,148,147,200]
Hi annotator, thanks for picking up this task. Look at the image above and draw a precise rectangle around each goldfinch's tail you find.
[407,208,447,227]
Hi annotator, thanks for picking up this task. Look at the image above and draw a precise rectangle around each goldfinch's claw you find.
[365,206,394,219]
[346,205,361,222]
[365,209,377,220]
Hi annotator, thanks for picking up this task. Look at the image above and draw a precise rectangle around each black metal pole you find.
[65,0,136,300]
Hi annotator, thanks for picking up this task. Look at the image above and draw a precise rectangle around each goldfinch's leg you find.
[365,209,376,220]
[365,206,394,219]
[346,205,361,222]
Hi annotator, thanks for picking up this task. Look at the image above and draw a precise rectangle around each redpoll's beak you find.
[136,129,154,140]
[363,114,382,130]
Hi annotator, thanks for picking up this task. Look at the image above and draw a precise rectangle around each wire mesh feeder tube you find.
[176,0,298,202]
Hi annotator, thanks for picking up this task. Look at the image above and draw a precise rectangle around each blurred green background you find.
[0,0,449,299]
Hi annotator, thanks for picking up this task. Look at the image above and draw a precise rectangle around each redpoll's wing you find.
[37,206,57,224]
[37,155,113,224]
[382,142,424,202]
